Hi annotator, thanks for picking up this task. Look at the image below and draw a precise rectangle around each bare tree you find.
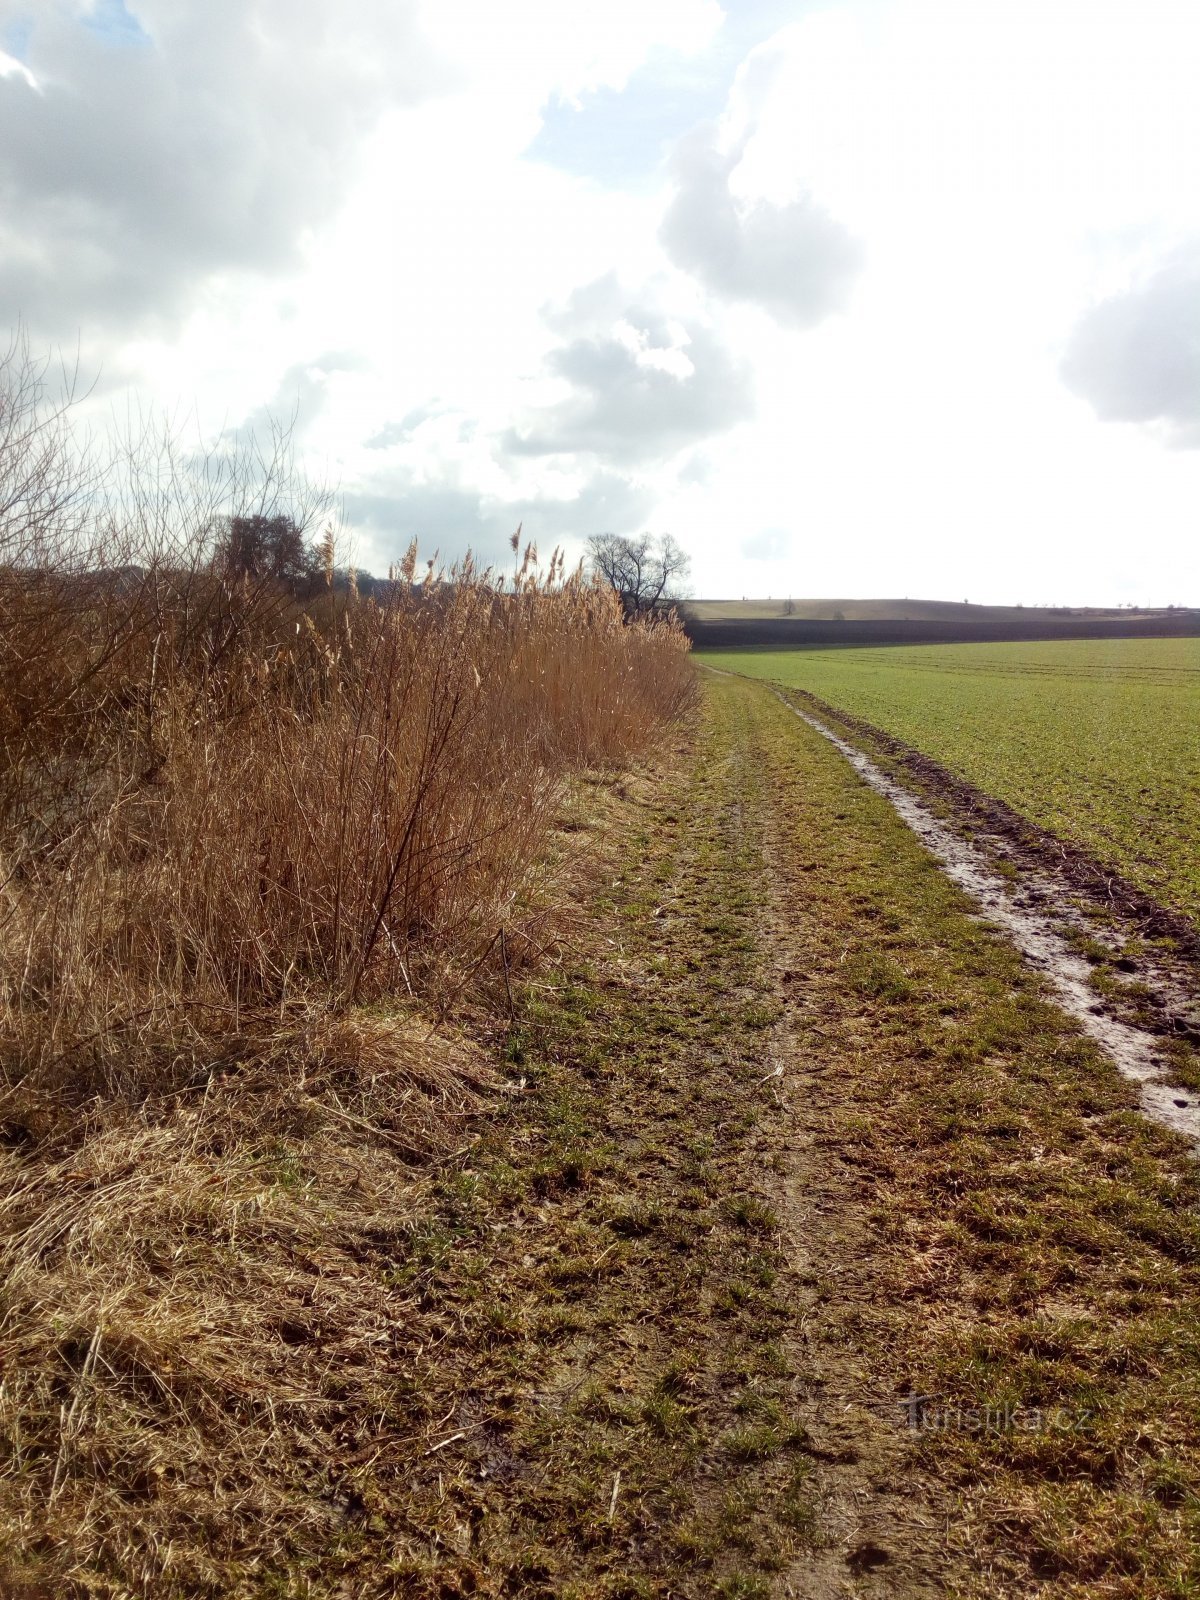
[0,324,99,569]
[0,332,339,819]
[586,532,691,619]
[212,512,318,589]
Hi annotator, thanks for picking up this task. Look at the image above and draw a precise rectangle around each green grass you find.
[706,673,1200,1598]
[698,637,1200,920]
[395,671,1200,1598]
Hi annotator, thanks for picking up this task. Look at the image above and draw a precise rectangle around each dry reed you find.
[0,332,697,1593]
[0,337,696,1118]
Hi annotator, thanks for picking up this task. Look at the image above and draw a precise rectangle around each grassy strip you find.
[9,671,1200,1597]
[764,678,1200,1095]
[262,670,1200,1598]
[0,703,829,1599]
[318,724,830,1598]
[718,672,1200,1598]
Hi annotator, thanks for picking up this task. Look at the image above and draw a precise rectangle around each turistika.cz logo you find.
[879,1393,1094,1434]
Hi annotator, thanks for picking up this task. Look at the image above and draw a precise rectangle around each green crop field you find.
[698,637,1200,923]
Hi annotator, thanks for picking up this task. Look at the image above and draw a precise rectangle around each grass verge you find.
[716,671,1200,1599]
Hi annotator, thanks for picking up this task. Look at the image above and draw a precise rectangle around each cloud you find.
[342,482,510,572]
[741,526,790,560]
[1061,253,1200,447]
[365,406,445,451]
[505,273,753,464]
[531,467,656,541]
[343,465,654,573]
[659,127,863,326]
[231,351,368,445]
[525,0,800,186]
[0,0,436,336]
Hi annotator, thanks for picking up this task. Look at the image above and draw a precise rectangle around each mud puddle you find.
[792,687,1200,969]
[770,689,1200,1147]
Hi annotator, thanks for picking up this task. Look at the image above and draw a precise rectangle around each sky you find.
[1,0,1198,605]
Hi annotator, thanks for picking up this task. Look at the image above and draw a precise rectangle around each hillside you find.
[684,597,1185,623]
[682,597,1200,648]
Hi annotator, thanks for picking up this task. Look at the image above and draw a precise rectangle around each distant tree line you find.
[210,516,696,616]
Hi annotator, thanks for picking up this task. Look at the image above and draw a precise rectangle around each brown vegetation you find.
[0,331,695,1123]
[0,331,696,1593]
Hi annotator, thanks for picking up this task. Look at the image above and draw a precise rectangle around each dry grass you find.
[0,332,698,1593]
[0,333,695,1114]
[0,1009,498,1595]
[2,556,693,1109]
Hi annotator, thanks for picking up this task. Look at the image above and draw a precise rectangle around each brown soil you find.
[711,692,969,1597]
[761,885,958,1600]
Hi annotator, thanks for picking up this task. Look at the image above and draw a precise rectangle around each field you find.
[6,332,1200,1597]
[698,637,1200,923]
[685,596,1154,623]
[10,667,1200,1599]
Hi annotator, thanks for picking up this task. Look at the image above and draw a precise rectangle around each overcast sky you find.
[2,0,1198,604]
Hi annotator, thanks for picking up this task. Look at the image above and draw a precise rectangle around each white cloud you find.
[652,0,1200,601]
[1061,249,1200,448]
[421,0,724,110]
[503,273,753,463]
[2,0,1198,604]
[0,49,35,86]
[0,0,438,334]
[660,126,863,325]
[742,526,790,561]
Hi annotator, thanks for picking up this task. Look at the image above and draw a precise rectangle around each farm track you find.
[698,638,1200,926]
[762,684,1200,1143]
[346,672,1200,1598]
[698,675,1200,1598]
[783,685,1200,972]
[8,672,1200,1597]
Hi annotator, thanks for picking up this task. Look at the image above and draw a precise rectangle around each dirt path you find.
[703,678,961,1598]
[323,672,1200,1598]
[693,673,1200,1599]
[769,688,1200,1145]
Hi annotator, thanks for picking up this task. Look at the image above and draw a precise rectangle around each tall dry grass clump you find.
[0,330,695,1596]
[0,333,696,1128]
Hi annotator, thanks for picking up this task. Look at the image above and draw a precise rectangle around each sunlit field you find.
[698,637,1200,921]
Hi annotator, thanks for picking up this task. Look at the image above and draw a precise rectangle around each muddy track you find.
[711,670,1200,1599]
[758,861,957,1600]
[715,681,965,1597]
[762,686,1200,1145]
[786,687,1200,978]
